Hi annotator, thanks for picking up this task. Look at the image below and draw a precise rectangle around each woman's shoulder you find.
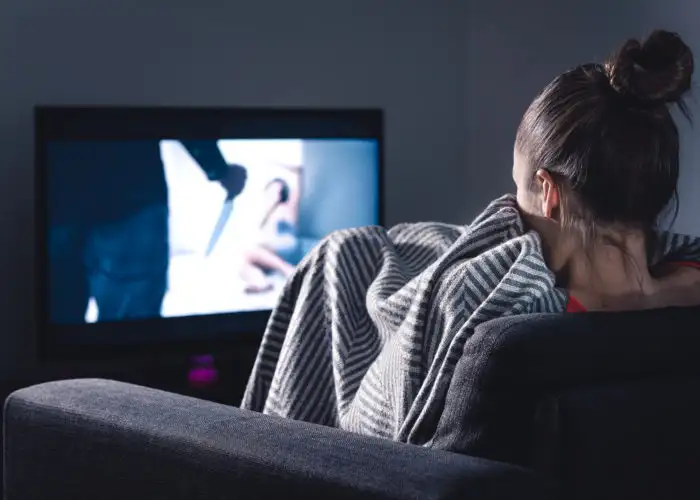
[649,260,700,309]
[567,261,700,313]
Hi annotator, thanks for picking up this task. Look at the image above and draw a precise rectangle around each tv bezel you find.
[35,105,384,362]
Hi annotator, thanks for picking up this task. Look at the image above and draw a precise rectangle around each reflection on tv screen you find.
[47,138,380,324]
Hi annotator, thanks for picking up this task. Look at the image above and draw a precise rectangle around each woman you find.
[242,30,700,440]
[513,29,700,312]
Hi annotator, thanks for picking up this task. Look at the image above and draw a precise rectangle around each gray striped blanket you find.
[241,193,700,443]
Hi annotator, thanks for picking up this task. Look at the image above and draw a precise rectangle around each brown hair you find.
[515,30,694,246]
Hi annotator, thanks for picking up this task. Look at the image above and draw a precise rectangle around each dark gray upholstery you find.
[3,379,550,500]
[431,306,700,499]
[551,379,700,500]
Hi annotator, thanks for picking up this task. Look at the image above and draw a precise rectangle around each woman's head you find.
[514,30,694,246]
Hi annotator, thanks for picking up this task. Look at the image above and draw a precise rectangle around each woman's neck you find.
[552,230,658,309]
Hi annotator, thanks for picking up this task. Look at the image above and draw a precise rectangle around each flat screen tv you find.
[36,106,383,360]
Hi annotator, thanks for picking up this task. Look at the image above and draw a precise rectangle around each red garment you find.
[565,295,587,313]
[565,261,700,313]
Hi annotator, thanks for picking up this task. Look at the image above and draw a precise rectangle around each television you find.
[36,106,383,360]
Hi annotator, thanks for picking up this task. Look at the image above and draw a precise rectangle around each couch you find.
[5,306,700,499]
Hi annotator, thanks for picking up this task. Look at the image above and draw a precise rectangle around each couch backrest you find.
[428,307,700,498]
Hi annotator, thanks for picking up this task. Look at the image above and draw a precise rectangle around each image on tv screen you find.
[46,138,380,324]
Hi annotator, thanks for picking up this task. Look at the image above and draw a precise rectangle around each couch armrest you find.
[4,379,549,500]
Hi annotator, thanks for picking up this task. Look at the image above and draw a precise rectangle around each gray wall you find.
[0,0,698,378]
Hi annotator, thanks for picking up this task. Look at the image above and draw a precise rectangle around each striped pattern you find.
[241,194,700,443]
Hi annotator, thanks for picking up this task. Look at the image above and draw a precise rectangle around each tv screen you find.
[36,106,382,359]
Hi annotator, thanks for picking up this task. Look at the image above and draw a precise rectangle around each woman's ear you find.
[534,169,560,219]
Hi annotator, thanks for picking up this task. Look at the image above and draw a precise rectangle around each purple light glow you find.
[188,367,219,387]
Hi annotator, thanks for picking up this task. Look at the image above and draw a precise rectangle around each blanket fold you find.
[241,194,700,445]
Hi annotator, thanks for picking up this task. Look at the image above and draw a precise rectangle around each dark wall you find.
[0,0,467,378]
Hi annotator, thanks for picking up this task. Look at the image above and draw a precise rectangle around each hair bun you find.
[605,30,694,104]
